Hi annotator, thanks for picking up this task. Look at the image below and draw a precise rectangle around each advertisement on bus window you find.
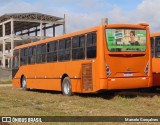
[106,29,146,52]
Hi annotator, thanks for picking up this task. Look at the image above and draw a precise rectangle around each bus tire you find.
[62,77,73,96]
[22,76,27,91]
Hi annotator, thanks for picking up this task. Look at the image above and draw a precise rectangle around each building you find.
[0,12,65,68]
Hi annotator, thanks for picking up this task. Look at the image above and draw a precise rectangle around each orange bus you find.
[150,33,160,86]
[12,23,152,95]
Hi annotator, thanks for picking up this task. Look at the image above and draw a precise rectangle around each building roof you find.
[0,12,64,36]
[0,12,63,23]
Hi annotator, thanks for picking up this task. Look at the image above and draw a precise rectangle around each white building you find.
[0,12,65,68]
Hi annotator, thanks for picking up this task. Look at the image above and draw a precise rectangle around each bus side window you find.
[36,44,46,64]
[155,36,160,58]
[13,50,19,69]
[58,39,65,61]
[65,38,71,61]
[20,48,28,66]
[20,49,24,66]
[72,35,85,60]
[79,35,85,59]
[42,44,46,63]
[28,46,36,64]
[58,38,71,62]
[36,45,41,64]
[47,41,57,62]
[33,46,36,63]
[86,32,97,58]
[28,47,32,64]
[150,37,155,57]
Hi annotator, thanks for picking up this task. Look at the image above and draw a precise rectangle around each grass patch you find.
[0,87,160,124]
[0,80,11,84]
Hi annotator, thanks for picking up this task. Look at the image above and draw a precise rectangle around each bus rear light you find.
[144,62,149,76]
[91,60,95,63]
[111,79,115,81]
[142,77,146,80]
[106,64,112,77]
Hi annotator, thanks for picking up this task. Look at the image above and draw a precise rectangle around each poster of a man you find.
[129,31,140,46]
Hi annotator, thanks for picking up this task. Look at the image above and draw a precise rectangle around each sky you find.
[0,0,159,35]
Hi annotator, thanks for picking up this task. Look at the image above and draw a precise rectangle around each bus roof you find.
[14,23,148,50]
[151,32,160,37]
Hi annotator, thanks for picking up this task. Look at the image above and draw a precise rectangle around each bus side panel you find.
[71,79,82,92]
[152,58,160,73]
[12,66,28,88]
[26,79,61,91]
[66,61,89,93]
[12,78,20,88]
[13,61,91,92]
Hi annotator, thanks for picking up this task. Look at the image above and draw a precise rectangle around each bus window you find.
[36,45,42,63]
[72,37,79,48]
[42,44,46,62]
[58,39,65,61]
[155,36,160,58]
[86,32,97,58]
[47,41,57,62]
[13,50,19,69]
[72,35,85,60]
[36,44,46,64]
[65,38,71,60]
[20,48,28,66]
[28,46,36,64]
[150,37,155,57]
[58,38,71,61]
[106,29,146,52]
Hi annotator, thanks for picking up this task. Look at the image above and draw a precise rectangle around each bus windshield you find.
[106,28,146,52]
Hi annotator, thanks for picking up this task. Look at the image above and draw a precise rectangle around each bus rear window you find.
[106,28,146,52]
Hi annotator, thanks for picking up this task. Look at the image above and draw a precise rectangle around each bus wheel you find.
[62,77,72,96]
[22,76,27,91]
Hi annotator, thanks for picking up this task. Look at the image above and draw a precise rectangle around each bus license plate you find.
[124,73,133,77]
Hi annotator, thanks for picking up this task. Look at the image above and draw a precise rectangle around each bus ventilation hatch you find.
[82,63,93,91]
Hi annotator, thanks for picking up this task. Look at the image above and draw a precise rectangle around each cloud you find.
[0,2,40,15]
[62,0,160,33]
[0,0,160,35]
[136,0,160,32]
[0,0,12,2]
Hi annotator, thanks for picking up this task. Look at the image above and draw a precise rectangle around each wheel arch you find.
[61,73,69,85]
[20,74,25,88]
